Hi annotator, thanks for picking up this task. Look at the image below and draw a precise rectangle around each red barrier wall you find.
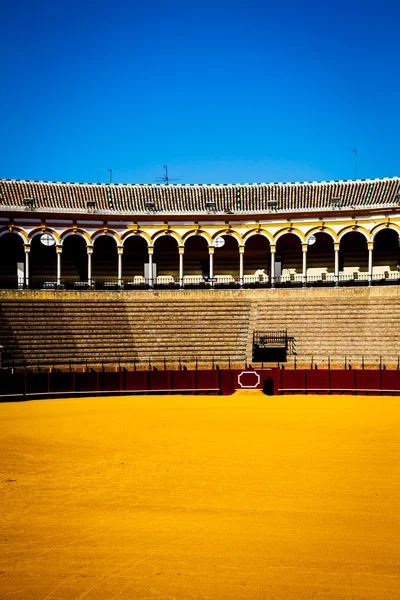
[2,368,400,400]
[381,370,400,394]
[305,370,330,393]
[281,370,305,394]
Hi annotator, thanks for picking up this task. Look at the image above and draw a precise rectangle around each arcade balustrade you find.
[1,272,400,290]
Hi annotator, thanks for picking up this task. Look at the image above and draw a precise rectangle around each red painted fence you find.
[1,368,400,401]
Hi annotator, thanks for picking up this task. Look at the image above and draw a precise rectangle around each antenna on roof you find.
[155,165,180,185]
[97,168,113,184]
[348,149,357,179]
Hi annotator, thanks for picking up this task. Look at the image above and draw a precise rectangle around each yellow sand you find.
[0,392,399,599]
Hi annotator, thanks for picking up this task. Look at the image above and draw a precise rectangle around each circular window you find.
[214,237,225,248]
[40,233,55,247]
[308,234,317,246]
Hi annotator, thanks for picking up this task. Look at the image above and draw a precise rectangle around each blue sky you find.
[1,0,399,184]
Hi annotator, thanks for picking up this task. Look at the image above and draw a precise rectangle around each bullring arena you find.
[1,177,400,598]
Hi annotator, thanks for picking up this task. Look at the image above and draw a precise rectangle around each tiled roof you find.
[0,178,399,215]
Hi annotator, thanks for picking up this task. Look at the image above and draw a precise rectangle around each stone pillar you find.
[148,246,154,287]
[87,246,93,287]
[117,246,123,287]
[239,245,244,286]
[178,246,184,287]
[209,246,214,280]
[368,241,374,286]
[56,245,62,287]
[302,243,308,286]
[270,244,276,287]
[24,244,31,288]
[334,242,340,286]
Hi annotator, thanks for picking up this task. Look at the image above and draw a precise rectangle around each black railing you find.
[2,354,400,373]
[1,272,400,290]
[0,356,249,373]
[254,330,288,348]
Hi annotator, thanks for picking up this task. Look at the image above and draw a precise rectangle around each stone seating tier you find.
[1,287,400,370]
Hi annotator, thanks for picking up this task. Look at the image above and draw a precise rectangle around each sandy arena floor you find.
[0,391,399,599]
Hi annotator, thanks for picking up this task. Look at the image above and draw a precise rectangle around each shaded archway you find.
[244,235,270,278]
[61,235,88,283]
[213,234,239,279]
[373,229,400,277]
[92,235,118,282]
[306,232,334,279]
[153,235,179,280]
[184,235,209,277]
[122,236,148,281]
[276,234,302,279]
[0,233,25,288]
[340,232,368,275]
[30,234,57,286]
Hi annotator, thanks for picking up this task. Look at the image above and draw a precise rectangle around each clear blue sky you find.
[1,0,399,184]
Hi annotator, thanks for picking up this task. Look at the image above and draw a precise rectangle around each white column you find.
[302,243,308,286]
[334,242,340,285]
[117,246,123,287]
[270,245,276,287]
[239,245,244,286]
[56,245,62,286]
[178,246,184,287]
[209,246,214,280]
[24,244,30,288]
[87,246,93,287]
[148,246,154,287]
[368,241,374,285]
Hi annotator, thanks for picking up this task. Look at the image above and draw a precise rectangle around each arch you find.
[275,233,303,278]
[0,231,25,288]
[91,229,122,245]
[213,233,240,280]
[182,230,213,245]
[121,230,151,246]
[371,223,400,239]
[211,229,243,245]
[153,234,179,279]
[92,234,119,282]
[243,233,271,279]
[304,226,337,243]
[151,230,183,245]
[243,229,274,245]
[0,226,29,243]
[28,227,61,244]
[274,227,305,244]
[61,234,88,283]
[371,228,400,276]
[306,231,335,276]
[60,228,92,245]
[337,225,370,243]
[339,230,369,274]
[30,232,58,284]
[122,235,149,281]
[184,235,210,278]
